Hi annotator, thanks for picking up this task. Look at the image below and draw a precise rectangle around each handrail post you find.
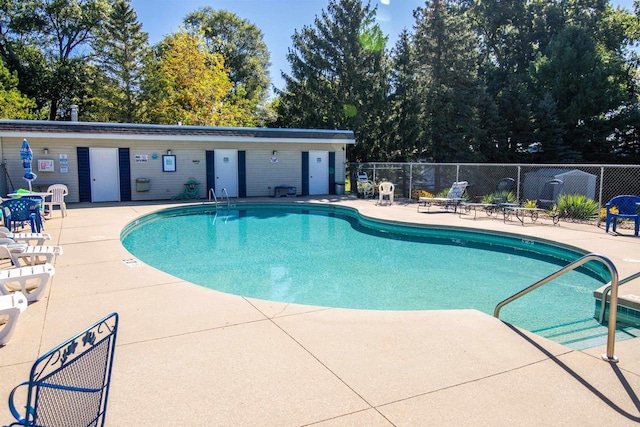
[600,256,619,363]
[598,271,640,323]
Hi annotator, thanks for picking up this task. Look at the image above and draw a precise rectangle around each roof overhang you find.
[0,120,356,145]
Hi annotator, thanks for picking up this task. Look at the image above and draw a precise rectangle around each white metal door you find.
[308,150,329,195]
[214,149,238,197]
[90,148,120,202]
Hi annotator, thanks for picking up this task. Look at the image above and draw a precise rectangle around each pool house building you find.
[0,120,355,202]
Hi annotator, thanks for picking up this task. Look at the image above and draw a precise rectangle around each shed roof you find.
[0,120,356,144]
[524,168,595,177]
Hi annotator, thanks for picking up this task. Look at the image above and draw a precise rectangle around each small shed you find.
[523,168,597,201]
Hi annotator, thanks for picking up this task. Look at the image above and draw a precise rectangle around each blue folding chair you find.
[6,313,119,427]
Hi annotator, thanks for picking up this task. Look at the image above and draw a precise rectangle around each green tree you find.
[184,7,270,106]
[467,0,637,162]
[276,0,389,162]
[531,24,628,161]
[138,30,235,126]
[0,61,37,119]
[467,0,538,160]
[387,30,422,160]
[0,0,109,120]
[89,0,148,122]
[413,0,485,162]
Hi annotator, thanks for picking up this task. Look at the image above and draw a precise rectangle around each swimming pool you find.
[122,203,618,347]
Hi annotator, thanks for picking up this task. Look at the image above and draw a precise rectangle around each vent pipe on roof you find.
[70,104,78,122]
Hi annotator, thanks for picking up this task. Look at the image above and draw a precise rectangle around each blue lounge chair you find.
[605,195,640,236]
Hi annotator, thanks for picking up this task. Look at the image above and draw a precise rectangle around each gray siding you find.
[0,135,348,202]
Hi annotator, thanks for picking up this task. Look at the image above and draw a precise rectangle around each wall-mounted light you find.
[43,148,49,154]
[272,150,277,156]
[167,149,172,155]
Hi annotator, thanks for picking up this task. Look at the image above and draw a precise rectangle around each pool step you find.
[532,318,640,350]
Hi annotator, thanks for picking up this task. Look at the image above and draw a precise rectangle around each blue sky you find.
[130,0,636,94]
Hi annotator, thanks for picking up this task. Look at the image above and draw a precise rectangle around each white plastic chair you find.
[44,184,68,217]
[377,181,395,205]
[0,291,27,345]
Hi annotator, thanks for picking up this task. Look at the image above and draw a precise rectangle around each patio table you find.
[503,205,560,225]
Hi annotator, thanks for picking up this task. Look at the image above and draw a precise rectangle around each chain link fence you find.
[349,162,640,226]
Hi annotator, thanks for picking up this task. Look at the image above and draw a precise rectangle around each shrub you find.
[556,194,598,220]
[436,188,450,198]
[600,205,618,221]
[481,191,515,204]
[412,189,434,199]
[522,200,538,209]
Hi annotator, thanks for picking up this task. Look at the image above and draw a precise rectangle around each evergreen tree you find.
[468,0,537,161]
[532,92,566,162]
[531,24,628,161]
[91,0,149,122]
[276,0,390,162]
[413,0,485,162]
[388,30,422,160]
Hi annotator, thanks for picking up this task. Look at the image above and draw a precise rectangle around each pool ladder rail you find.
[599,271,640,323]
[494,253,621,363]
[208,188,232,209]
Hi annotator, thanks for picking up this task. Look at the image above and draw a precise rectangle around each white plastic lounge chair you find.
[417,181,469,213]
[0,241,62,267]
[9,245,63,267]
[0,291,27,346]
[44,184,68,217]
[377,181,395,206]
[0,226,51,246]
[0,237,29,259]
[0,263,55,302]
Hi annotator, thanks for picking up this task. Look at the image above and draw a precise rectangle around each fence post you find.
[409,163,413,199]
[598,166,604,228]
[516,165,521,202]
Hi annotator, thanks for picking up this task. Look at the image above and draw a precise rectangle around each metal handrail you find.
[598,271,640,323]
[494,254,620,363]
[208,188,217,205]
[221,188,230,208]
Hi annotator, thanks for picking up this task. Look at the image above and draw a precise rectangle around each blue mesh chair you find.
[1,199,42,233]
[6,313,119,427]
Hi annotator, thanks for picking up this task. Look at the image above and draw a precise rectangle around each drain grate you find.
[122,258,142,267]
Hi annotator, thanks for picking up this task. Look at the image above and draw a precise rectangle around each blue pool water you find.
[122,203,634,348]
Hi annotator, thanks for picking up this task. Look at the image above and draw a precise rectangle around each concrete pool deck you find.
[1,196,640,425]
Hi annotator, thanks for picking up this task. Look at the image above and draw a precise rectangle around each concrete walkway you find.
[1,197,640,426]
